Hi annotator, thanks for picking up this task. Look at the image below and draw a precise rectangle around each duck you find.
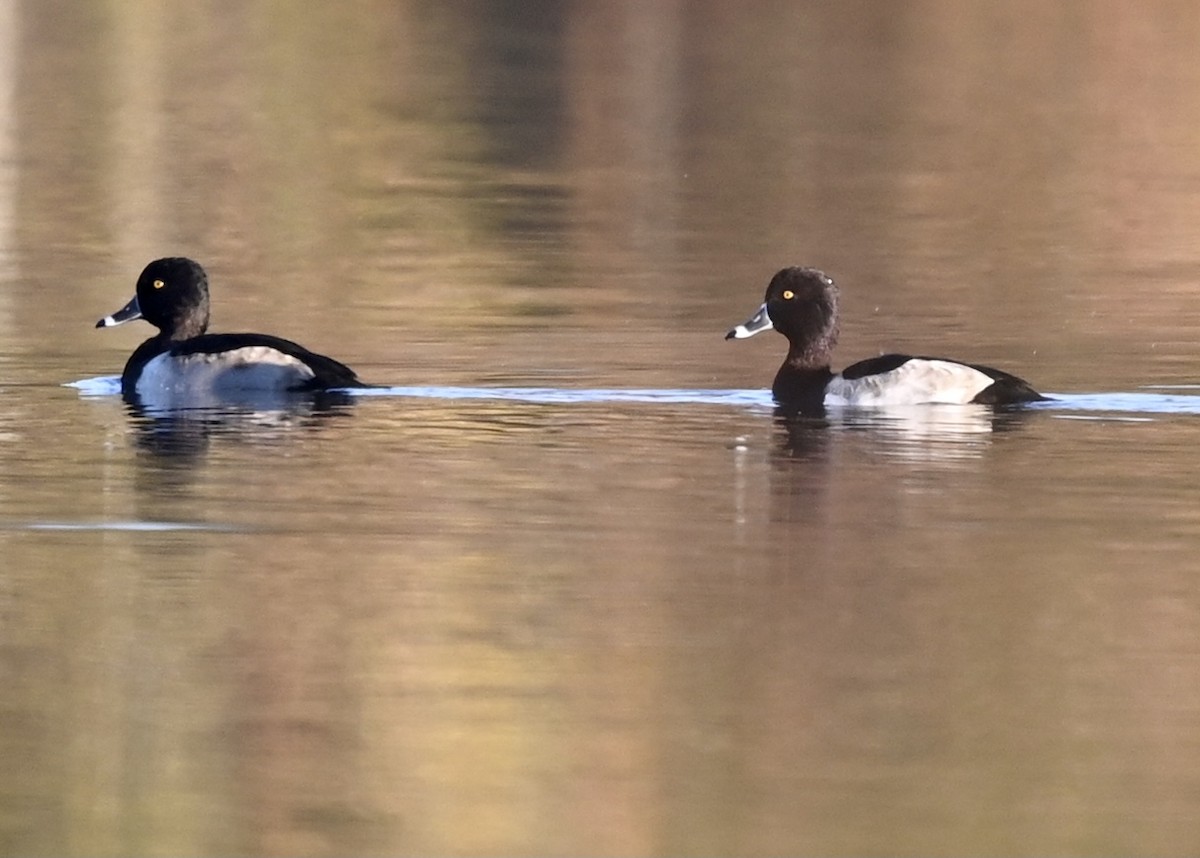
[726,266,1045,412]
[96,257,364,399]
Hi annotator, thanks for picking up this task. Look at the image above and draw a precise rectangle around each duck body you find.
[97,258,362,400]
[727,267,1045,413]
[120,331,360,398]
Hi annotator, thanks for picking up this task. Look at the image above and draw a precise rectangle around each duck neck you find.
[772,360,833,404]
[783,330,836,372]
[167,311,209,341]
[771,335,836,408]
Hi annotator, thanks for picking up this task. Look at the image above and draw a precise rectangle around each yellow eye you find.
[153,279,165,290]
[782,290,794,300]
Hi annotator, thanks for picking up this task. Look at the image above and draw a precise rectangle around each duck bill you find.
[95,295,142,328]
[725,303,773,340]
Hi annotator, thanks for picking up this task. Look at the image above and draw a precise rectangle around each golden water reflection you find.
[3,1,1200,855]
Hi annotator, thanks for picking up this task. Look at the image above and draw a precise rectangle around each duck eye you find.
[782,290,794,300]
[153,279,165,290]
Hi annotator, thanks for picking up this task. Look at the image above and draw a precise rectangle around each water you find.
[5,1,1200,855]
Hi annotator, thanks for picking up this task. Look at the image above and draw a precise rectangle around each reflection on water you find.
[8,1,1200,855]
[65,375,1200,503]
[126,395,356,462]
[774,406,1027,464]
[16,377,1200,855]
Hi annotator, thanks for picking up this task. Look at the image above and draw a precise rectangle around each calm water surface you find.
[4,2,1200,855]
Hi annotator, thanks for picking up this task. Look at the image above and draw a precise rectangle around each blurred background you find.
[3,1,1200,855]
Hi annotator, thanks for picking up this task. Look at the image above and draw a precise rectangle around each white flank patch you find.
[137,347,316,396]
[825,359,994,406]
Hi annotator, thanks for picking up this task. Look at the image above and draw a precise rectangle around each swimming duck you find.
[96,257,363,398]
[726,267,1045,412]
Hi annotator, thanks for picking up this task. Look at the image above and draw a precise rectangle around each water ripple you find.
[354,385,774,407]
[67,377,1200,415]
[15,520,239,532]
